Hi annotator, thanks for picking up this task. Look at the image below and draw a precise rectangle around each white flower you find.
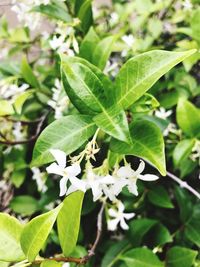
[85,168,115,201]
[0,82,29,100]
[155,107,172,120]
[182,0,193,10]
[117,161,159,196]
[47,79,69,119]
[46,149,85,196]
[32,167,47,192]
[122,34,135,48]
[107,201,135,231]
[110,12,119,25]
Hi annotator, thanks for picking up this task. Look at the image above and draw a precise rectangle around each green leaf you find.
[79,27,100,62]
[166,246,197,267]
[0,100,14,116]
[191,8,200,44]
[92,35,118,70]
[32,115,96,166]
[57,191,84,256]
[147,185,174,209]
[176,99,200,138]
[32,3,72,23]
[174,186,192,222]
[93,105,131,143]
[10,196,39,216]
[185,204,200,247]
[21,56,40,88]
[61,56,109,114]
[40,260,62,267]
[61,55,115,112]
[14,89,35,114]
[128,218,157,247]
[145,223,172,246]
[77,0,93,34]
[120,248,164,267]
[173,139,195,167]
[20,204,62,262]
[0,213,25,262]
[101,240,130,267]
[115,49,196,109]
[110,120,166,176]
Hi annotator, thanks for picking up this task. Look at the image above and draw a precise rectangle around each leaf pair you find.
[0,192,84,263]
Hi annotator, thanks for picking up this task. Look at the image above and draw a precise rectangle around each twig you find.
[166,171,200,200]
[33,204,105,265]
[0,113,48,145]
[145,160,200,200]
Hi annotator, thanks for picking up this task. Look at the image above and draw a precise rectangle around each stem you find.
[166,171,200,199]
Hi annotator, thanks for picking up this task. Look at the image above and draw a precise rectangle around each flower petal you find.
[123,212,135,220]
[120,218,129,230]
[117,165,133,178]
[59,176,68,196]
[46,162,64,176]
[139,174,159,181]
[91,183,103,201]
[66,163,81,177]
[135,160,145,175]
[107,218,119,231]
[69,176,86,192]
[100,175,115,184]
[50,149,66,168]
[108,208,118,218]
[127,181,138,196]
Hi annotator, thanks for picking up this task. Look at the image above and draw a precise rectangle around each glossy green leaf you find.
[61,55,115,111]
[61,56,108,114]
[10,195,39,216]
[173,139,195,167]
[185,204,200,247]
[146,223,172,246]
[120,248,164,267]
[79,27,100,62]
[101,240,130,267]
[40,260,62,267]
[115,49,196,109]
[128,218,157,246]
[93,105,131,143]
[77,0,93,33]
[57,191,84,256]
[92,35,118,70]
[166,246,197,267]
[20,204,62,262]
[147,185,174,209]
[0,100,14,116]
[176,99,200,138]
[21,56,40,88]
[14,89,35,114]
[0,213,25,262]
[32,115,96,166]
[32,3,72,23]
[110,120,166,175]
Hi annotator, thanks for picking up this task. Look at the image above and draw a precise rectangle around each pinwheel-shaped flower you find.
[117,160,159,196]
[107,201,135,231]
[46,149,85,196]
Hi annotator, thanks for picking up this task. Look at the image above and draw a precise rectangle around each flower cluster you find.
[47,79,69,119]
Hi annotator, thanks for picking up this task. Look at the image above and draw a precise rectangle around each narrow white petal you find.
[50,149,66,168]
[66,184,77,195]
[69,176,86,192]
[117,165,133,178]
[107,218,119,231]
[135,160,145,175]
[59,176,68,196]
[123,212,135,220]
[118,201,125,213]
[139,174,159,181]
[128,181,138,196]
[108,208,118,217]
[91,183,103,201]
[66,163,81,177]
[120,218,129,230]
[46,163,64,176]
[100,175,115,184]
